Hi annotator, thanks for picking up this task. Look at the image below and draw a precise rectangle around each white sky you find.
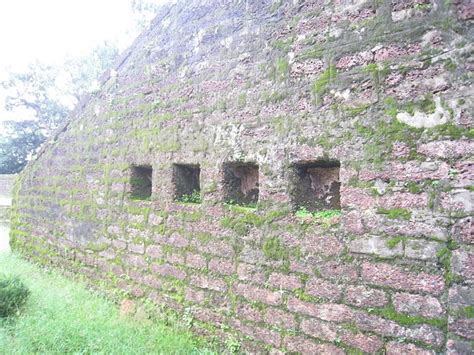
[0,0,169,122]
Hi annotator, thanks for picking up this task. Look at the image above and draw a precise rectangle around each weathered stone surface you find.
[345,285,388,308]
[393,292,444,318]
[10,1,472,352]
[362,262,445,295]
[287,299,354,322]
[452,217,473,244]
[349,235,403,258]
[234,283,282,306]
[451,249,474,282]
[268,273,302,291]
[264,308,296,330]
[300,318,338,342]
[417,140,474,159]
[449,318,474,340]
[283,336,344,355]
[305,277,343,301]
[446,339,473,355]
[405,239,443,261]
[386,341,435,355]
[340,331,383,353]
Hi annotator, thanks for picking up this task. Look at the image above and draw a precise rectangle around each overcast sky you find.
[0,0,169,121]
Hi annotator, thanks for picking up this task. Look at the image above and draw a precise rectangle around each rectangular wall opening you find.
[173,164,201,203]
[130,165,153,200]
[223,162,259,206]
[290,161,340,211]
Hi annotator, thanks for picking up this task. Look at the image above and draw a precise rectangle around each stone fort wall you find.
[11,0,473,353]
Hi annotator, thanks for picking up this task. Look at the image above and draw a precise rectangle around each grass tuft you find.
[0,252,213,354]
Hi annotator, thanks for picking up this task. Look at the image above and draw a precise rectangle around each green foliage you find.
[436,240,460,285]
[296,207,341,219]
[0,43,118,173]
[385,236,405,249]
[271,37,294,53]
[274,58,289,82]
[0,274,30,318]
[457,306,474,318]
[297,45,323,60]
[261,90,287,104]
[0,120,45,174]
[312,65,337,102]
[406,181,422,194]
[262,236,288,260]
[368,305,446,329]
[224,337,241,354]
[177,190,201,204]
[0,253,213,353]
[376,208,412,220]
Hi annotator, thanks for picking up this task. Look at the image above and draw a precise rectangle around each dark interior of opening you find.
[173,164,201,202]
[223,162,259,205]
[130,165,152,200]
[290,161,340,211]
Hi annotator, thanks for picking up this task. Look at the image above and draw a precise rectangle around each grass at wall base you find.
[0,251,213,354]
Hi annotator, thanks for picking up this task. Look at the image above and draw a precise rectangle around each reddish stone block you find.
[185,287,206,304]
[342,210,366,235]
[164,232,189,248]
[192,308,225,324]
[340,331,383,353]
[142,274,162,289]
[209,258,235,275]
[305,277,343,301]
[386,341,435,355]
[287,298,354,322]
[123,254,147,268]
[449,318,474,340]
[264,308,297,330]
[268,273,302,290]
[354,312,445,346]
[151,263,186,280]
[345,285,388,308]
[190,274,227,292]
[236,303,263,323]
[186,253,206,269]
[283,335,344,355]
[393,292,444,318]
[340,187,376,209]
[373,43,421,62]
[361,262,445,295]
[359,161,450,182]
[233,283,282,306]
[146,245,163,258]
[318,261,358,282]
[300,234,343,256]
[417,140,474,159]
[230,319,282,347]
[452,217,473,244]
[237,263,266,283]
[451,249,474,282]
[300,318,338,341]
[454,0,474,20]
[336,50,372,70]
[378,192,429,209]
[199,240,234,258]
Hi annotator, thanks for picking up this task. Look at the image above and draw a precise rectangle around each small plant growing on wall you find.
[0,274,30,317]
[177,189,201,204]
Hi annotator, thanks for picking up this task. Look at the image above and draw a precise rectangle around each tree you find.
[0,120,44,174]
[0,43,118,174]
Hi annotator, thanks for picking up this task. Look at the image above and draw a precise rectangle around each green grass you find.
[0,252,213,354]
